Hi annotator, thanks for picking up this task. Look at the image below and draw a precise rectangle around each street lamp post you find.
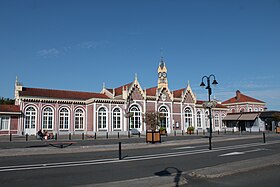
[200,74,218,150]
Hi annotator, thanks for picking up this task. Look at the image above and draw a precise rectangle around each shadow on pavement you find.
[155,166,183,187]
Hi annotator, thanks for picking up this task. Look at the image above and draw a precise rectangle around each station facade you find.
[1,60,268,135]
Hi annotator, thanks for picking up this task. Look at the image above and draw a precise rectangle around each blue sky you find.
[0,0,279,110]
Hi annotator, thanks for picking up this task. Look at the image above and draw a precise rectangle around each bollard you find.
[128,131,130,138]
[69,133,71,140]
[94,132,96,139]
[55,133,57,140]
[197,130,198,135]
[218,130,219,135]
[232,129,234,134]
[10,133,12,142]
[82,133,85,140]
[25,133,28,141]
[203,130,205,135]
[263,132,266,143]
[259,128,261,133]
[138,132,141,138]
[174,131,176,136]
[119,142,122,160]
[250,128,251,133]
[224,129,226,134]
[182,130,184,136]
[106,132,108,139]
[118,132,120,139]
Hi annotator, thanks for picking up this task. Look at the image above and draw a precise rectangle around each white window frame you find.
[197,111,202,128]
[75,109,84,130]
[42,107,54,130]
[98,107,107,130]
[159,106,170,129]
[129,105,141,129]
[0,116,10,130]
[112,108,121,130]
[185,107,193,128]
[214,114,219,127]
[59,108,70,130]
[25,107,36,129]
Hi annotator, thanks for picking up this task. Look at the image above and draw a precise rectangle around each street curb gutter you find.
[188,153,280,178]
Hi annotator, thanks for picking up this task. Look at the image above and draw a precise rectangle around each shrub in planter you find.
[187,126,195,134]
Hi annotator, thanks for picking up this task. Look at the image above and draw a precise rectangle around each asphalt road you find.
[0,134,280,186]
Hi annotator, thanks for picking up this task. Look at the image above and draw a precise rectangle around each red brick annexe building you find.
[0,60,270,136]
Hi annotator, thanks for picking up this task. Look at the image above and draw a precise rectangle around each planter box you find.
[160,129,167,135]
[276,127,280,134]
[146,131,161,143]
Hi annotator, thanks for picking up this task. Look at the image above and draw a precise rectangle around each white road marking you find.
[0,141,279,172]
[219,148,266,157]
[173,145,208,150]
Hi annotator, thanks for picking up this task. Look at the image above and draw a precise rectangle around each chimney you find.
[236,90,241,101]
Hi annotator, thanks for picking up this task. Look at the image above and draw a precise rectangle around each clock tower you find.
[157,58,168,89]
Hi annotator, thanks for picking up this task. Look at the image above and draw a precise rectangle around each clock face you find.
[158,72,162,78]
[162,72,167,78]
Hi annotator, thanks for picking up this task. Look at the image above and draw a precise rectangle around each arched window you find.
[197,111,202,128]
[42,107,53,130]
[75,109,84,130]
[159,106,169,128]
[240,108,245,113]
[231,108,235,113]
[59,108,69,130]
[98,107,107,129]
[205,110,209,128]
[112,108,121,130]
[214,114,219,127]
[129,105,141,129]
[185,107,193,128]
[25,107,36,129]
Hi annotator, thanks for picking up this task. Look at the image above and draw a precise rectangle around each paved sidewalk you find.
[0,133,269,157]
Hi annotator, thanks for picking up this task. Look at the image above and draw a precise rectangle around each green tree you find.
[143,112,164,131]
[0,97,15,105]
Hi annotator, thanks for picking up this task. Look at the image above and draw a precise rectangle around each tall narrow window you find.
[159,106,169,128]
[42,107,53,130]
[221,114,226,127]
[185,107,193,128]
[205,110,209,128]
[98,107,107,129]
[75,109,84,130]
[214,114,219,127]
[129,106,141,129]
[59,108,69,130]
[197,111,202,128]
[112,108,121,130]
[25,107,36,129]
[0,116,9,130]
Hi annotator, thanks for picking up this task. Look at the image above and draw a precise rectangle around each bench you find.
[49,142,76,148]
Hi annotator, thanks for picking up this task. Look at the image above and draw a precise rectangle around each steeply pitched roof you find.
[173,88,184,98]
[222,90,265,105]
[0,104,21,113]
[19,87,109,100]
[146,87,157,96]
[114,83,132,96]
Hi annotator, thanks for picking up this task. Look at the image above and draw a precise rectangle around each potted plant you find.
[159,127,166,135]
[143,112,162,143]
[187,126,195,134]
